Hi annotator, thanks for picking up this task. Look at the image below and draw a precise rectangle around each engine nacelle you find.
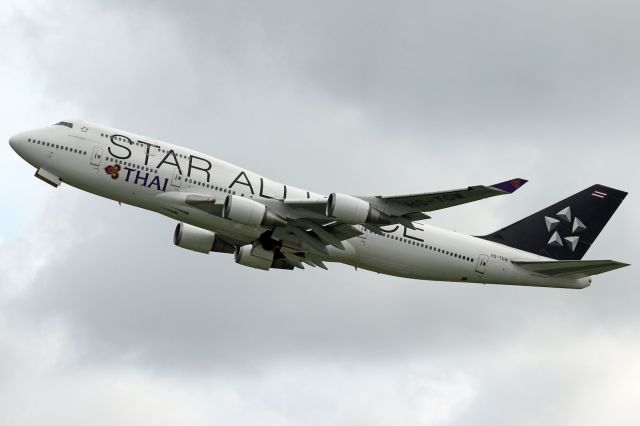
[223,195,287,227]
[173,223,235,254]
[326,193,394,225]
[234,244,274,270]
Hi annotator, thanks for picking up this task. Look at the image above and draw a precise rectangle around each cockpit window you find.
[54,121,73,128]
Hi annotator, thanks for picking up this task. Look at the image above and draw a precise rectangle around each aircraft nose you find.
[9,132,30,155]
[9,133,19,151]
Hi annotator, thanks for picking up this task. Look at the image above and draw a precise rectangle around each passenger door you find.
[475,254,489,274]
[170,167,182,188]
[90,147,103,166]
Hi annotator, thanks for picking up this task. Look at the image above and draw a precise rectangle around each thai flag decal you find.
[592,189,608,199]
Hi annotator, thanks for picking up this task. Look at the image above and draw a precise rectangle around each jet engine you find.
[234,244,274,270]
[326,193,394,225]
[173,223,235,254]
[223,195,287,227]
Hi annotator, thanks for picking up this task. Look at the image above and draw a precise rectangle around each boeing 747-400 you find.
[9,120,629,289]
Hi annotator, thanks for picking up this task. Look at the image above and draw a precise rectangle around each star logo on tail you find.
[544,206,586,252]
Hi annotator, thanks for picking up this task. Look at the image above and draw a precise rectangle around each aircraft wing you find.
[283,178,528,223]
[171,179,527,269]
[268,178,528,264]
[359,178,528,218]
[178,178,527,223]
[172,193,361,267]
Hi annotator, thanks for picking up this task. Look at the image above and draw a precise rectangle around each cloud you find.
[1,0,639,424]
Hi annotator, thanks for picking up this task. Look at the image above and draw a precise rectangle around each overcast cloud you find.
[1,1,639,424]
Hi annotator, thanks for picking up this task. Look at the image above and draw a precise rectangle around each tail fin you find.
[480,184,627,260]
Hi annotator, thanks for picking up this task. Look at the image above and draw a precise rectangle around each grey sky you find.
[1,1,639,424]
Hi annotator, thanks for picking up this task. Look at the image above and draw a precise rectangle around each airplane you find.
[8,120,629,289]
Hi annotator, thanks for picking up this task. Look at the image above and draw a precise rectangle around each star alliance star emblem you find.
[544,206,586,252]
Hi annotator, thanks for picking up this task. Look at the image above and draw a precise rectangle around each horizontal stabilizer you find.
[512,259,629,277]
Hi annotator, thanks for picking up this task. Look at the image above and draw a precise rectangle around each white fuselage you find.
[9,121,590,289]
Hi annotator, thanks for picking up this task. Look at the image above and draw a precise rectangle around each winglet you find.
[490,178,528,194]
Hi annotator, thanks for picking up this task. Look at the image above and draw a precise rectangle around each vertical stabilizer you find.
[480,185,627,260]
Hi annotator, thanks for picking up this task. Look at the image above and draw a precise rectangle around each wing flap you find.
[512,259,630,277]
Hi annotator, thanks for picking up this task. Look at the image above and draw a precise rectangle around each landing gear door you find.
[475,254,489,274]
[90,147,103,166]
[170,168,182,188]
